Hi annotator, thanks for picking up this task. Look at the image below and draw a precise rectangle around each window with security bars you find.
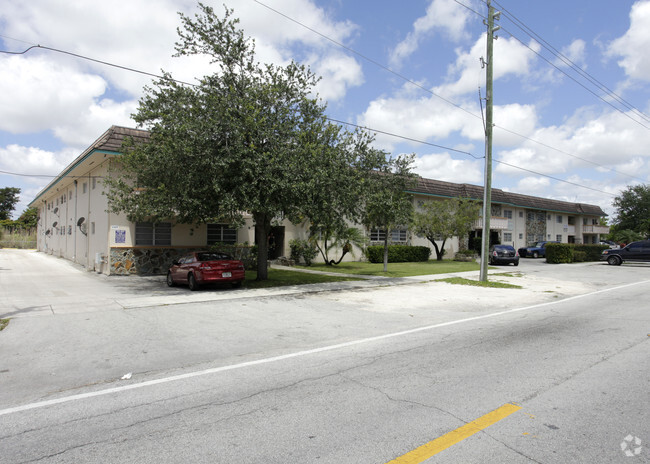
[207,224,237,245]
[369,228,407,243]
[135,222,172,246]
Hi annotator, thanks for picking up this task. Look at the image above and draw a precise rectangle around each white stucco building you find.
[29,126,609,275]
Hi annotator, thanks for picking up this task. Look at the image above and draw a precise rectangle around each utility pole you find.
[480,0,500,282]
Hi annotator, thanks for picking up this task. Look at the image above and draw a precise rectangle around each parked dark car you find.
[167,252,245,290]
[489,245,519,266]
[518,241,559,258]
[601,240,650,265]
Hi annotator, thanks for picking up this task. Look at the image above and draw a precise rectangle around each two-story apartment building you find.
[29,126,608,275]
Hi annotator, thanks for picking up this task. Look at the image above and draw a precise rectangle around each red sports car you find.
[167,252,245,290]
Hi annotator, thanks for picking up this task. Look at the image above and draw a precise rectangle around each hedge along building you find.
[30,126,609,275]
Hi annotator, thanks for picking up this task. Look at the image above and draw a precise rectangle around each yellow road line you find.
[386,403,522,464]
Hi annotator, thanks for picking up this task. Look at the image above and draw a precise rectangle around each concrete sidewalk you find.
[0,248,607,317]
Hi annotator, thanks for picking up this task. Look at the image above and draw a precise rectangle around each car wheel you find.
[532,251,539,258]
[188,273,199,291]
[607,255,622,266]
[514,261,519,266]
[166,271,175,287]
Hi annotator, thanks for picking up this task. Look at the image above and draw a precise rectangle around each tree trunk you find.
[383,234,389,272]
[429,236,446,261]
[253,212,271,281]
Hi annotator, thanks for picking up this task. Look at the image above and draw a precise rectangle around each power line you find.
[0,33,626,197]
[491,0,650,125]
[0,44,196,86]
[325,117,483,159]
[251,0,479,121]
[497,23,650,131]
[330,118,617,198]
[252,0,646,183]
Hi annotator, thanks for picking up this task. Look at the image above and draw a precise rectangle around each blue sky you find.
[1,0,649,219]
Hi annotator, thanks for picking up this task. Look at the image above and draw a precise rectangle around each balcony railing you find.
[583,225,610,234]
[473,217,509,230]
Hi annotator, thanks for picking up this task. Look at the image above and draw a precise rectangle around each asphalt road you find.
[1,249,649,463]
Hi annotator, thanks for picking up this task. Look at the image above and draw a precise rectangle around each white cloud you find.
[357,90,483,151]
[0,55,107,134]
[310,52,364,102]
[607,0,650,81]
[0,55,138,146]
[0,144,73,176]
[390,0,471,67]
[514,176,550,194]
[495,107,650,183]
[435,35,540,98]
[559,39,587,67]
[415,152,483,183]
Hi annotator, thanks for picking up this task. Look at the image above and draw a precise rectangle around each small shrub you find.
[365,245,431,263]
[456,249,476,256]
[545,243,572,263]
[546,243,609,263]
[289,238,318,266]
[573,244,609,261]
[572,250,587,262]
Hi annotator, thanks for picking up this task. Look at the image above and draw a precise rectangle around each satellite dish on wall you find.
[53,207,59,214]
[52,221,58,228]
[45,229,51,236]
[77,217,85,227]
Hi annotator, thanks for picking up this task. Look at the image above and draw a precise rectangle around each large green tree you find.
[361,154,416,272]
[412,198,481,260]
[106,4,380,279]
[0,187,20,220]
[612,184,650,238]
[299,130,395,265]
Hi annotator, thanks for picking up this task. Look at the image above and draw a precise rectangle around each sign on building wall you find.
[111,225,127,245]
[115,229,126,244]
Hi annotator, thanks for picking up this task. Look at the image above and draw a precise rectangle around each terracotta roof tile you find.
[410,177,606,216]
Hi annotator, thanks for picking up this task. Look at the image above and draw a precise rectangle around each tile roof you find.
[30,126,607,217]
[410,177,607,216]
[92,125,150,153]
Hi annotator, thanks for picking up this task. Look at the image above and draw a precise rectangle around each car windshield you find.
[535,242,545,247]
[495,245,514,251]
[197,252,233,261]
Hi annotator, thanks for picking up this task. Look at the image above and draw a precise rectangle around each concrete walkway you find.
[0,249,607,317]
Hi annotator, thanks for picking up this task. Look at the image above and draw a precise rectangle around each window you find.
[556,215,562,223]
[391,229,407,242]
[207,224,237,245]
[369,228,407,243]
[82,182,87,194]
[519,233,523,239]
[69,192,72,200]
[519,211,524,218]
[503,210,512,219]
[91,222,96,235]
[92,177,97,190]
[504,232,512,242]
[556,234,562,242]
[135,222,172,246]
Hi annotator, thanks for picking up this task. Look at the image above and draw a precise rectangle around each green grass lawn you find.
[295,260,480,278]
[242,268,361,289]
